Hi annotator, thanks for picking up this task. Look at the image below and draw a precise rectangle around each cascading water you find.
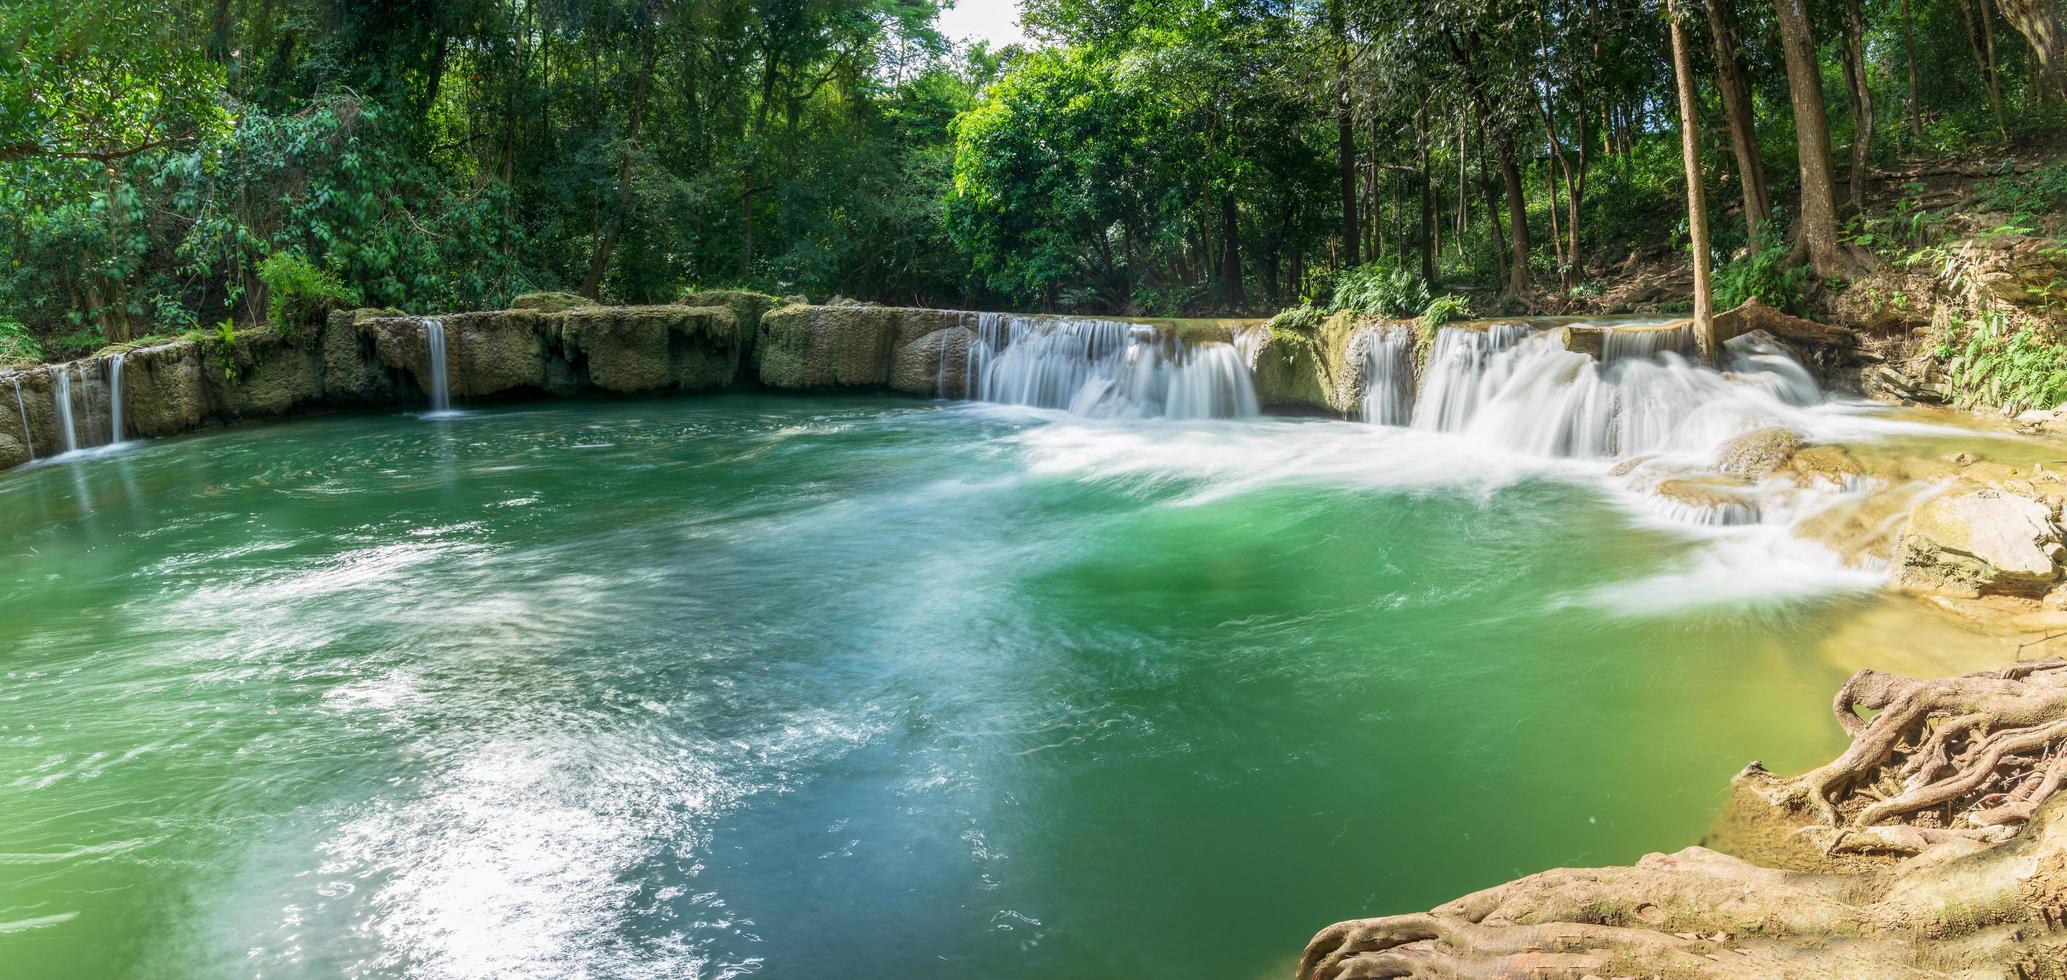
[423,318,452,414]
[1356,325,1417,426]
[961,314,1259,420]
[1402,325,1823,460]
[10,376,31,459]
[53,366,79,453]
[1410,323,1532,432]
[107,353,127,445]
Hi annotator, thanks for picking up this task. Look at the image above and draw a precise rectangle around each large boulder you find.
[554,305,742,392]
[1714,426,1805,480]
[122,343,211,436]
[758,305,976,391]
[205,326,326,419]
[1894,487,2066,596]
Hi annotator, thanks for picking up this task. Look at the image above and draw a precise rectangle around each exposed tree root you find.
[1297,661,2067,979]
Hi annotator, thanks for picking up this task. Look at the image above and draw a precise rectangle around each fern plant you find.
[1944,311,2067,413]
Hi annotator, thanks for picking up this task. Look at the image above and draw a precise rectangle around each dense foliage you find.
[2,0,2064,354]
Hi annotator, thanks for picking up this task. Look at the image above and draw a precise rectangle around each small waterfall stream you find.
[423,318,453,414]
[960,315,1260,419]
[53,366,79,453]
[107,353,127,445]
[11,376,31,459]
[1356,326,1417,426]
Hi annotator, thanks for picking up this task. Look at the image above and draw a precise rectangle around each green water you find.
[1,394,1861,979]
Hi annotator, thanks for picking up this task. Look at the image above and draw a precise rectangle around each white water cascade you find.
[1360,322,1833,461]
[1356,325,1418,426]
[107,353,127,445]
[52,366,79,453]
[423,318,453,414]
[11,377,31,459]
[961,314,1260,420]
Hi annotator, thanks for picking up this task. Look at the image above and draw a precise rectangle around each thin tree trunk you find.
[1960,0,2012,138]
[1840,0,1875,214]
[1332,0,1360,268]
[1669,0,1717,361]
[1418,110,1435,285]
[1706,0,1772,237]
[1220,191,1244,307]
[1902,0,1924,139]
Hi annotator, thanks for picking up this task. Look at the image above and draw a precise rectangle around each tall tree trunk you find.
[1670,0,1717,361]
[1220,191,1244,307]
[1994,0,2067,96]
[1839,0,1875,214]
[1498,138,1530,298]
[580,28,657,300]
[1331,0,1360,268]
[1417,110,1435,285]
[1774,0,1865,276]
[1706,0,1772,237]
[1902,0,1924,139]
[1960,0,2012,138]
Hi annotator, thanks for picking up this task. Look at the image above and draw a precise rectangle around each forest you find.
[2,0,2064,361]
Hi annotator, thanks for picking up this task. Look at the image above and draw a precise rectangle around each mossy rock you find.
[678,289,786,362]
[508,291,593,313]
[1251,309,1398,415]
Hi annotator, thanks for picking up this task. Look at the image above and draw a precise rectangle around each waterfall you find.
[962,315,1260,420]
[1411,323,1531,432]
[1599,324,1695,364]
[423,318,452,414]
[10,377,31,459]
[53,366,79,453]
[1357,325,1417,426]
[1379,322,1824,461]
[107,353,126,445]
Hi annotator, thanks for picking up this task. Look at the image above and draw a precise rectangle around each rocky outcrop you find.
[1248,310,1399,415]
[1713,426,1806,479]
[758,304,981,394]
[1894,485,2066,597]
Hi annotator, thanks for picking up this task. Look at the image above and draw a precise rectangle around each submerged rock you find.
[1894,487,2065,596]
[1651,477,1762,525]
[1786,443,1864,489]
[1714,426,1805,480]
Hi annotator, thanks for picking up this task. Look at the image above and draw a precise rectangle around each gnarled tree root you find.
[1298,661,2067,979]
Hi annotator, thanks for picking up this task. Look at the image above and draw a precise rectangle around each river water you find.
[1,394,1876,978]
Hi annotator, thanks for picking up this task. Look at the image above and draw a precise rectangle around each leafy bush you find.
[1943,311,2067,413]
[0,318,42,364]
[1267,303,1325,333]
[258,252,357,335]
[1330,262,1429,318]
[1713,232,1810,315]
[1421,294,1472,329]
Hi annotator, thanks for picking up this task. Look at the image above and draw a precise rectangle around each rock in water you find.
[1894,487,2066,596]
[1714,426,1805,480]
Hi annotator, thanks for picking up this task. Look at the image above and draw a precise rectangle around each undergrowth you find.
[1938,310,2067,413]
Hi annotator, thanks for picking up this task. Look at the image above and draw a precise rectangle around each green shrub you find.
[1421,294,1472,330]
[1943,311,2067,413]
[1329,262,1429,318]
[0,318,42,364]
[258,252,358,335]
[1713,232,1810,315]
[1266,303,1324,333]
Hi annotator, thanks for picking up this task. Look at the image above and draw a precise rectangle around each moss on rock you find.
[508,291,593,313]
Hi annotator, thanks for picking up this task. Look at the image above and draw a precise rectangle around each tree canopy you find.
[2,0,2064,353]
